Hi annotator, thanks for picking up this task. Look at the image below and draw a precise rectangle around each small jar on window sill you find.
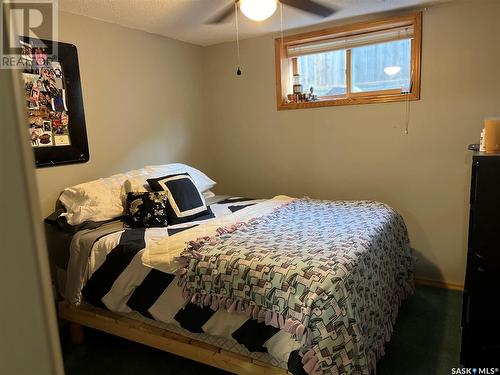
[292,74,302,95]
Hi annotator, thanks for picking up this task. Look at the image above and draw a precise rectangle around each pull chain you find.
[404,89,410,134]
[403,29,412,135]
[235,1,242,75]
[280,1,286,97]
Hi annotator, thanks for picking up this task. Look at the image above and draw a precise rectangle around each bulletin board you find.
[20,37,89,168]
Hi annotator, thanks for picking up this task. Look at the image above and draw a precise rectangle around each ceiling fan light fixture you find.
[240,0,277,22]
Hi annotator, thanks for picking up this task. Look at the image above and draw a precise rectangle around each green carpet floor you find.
[62,285,463,374]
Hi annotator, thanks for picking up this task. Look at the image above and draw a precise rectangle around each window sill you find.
[277,91,420,111]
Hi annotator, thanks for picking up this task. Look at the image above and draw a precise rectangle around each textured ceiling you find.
[59,0,440,46]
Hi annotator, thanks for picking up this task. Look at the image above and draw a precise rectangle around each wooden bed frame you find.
[59,302,290,375]
[59,283,444,374]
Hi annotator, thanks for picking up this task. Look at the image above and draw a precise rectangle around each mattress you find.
[47,195,414,375]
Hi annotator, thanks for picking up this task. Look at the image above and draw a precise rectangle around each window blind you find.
[286,26,414,58]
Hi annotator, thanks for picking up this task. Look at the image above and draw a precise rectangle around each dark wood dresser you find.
[461,152,500,366]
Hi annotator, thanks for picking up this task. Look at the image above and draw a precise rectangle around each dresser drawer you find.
[461,324,500,367]
[468,208,500,260]
[463,254,500,326]
[470,158,500,209]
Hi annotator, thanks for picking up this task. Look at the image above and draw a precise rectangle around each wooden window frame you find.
[275,12,422,111]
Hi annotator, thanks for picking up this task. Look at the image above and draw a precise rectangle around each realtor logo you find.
[0,0,58,69]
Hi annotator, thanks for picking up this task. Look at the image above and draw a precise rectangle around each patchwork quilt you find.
[178,198,414,374]
[64,196,413,375]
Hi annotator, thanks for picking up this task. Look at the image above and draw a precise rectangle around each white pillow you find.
[59,164,215,226]
[59,173,128,226]
[145,163,216,193]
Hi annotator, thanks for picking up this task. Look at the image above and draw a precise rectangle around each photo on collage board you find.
[22,43,71,148]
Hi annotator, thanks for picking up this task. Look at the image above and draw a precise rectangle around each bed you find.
[47,167,414,375]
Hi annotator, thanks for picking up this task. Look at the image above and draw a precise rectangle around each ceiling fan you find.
[207,0,337,23]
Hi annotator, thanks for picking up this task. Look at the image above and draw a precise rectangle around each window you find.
[297,50,347,96]
[275,12,421,110]
[351,39,411,93]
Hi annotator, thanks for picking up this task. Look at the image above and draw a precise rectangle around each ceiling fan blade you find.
[280,0,336,18]
[206,1,236,24]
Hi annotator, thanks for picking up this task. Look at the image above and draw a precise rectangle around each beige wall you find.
[32,1,500,284]
[202,0,500,285]
[36,12,207,216]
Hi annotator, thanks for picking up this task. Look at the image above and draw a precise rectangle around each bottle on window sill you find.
[293,74,302,95]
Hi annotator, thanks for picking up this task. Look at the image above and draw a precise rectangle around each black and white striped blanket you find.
[66,196,306,373]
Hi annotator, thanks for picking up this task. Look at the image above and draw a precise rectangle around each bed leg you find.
[69,322,85,344]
